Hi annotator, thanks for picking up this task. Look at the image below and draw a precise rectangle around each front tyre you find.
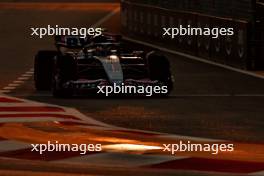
[34,50,57,90]
[147,51,173,95]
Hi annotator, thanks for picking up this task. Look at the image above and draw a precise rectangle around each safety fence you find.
[121,1,264,70]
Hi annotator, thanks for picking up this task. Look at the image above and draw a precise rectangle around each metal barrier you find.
[196,14,211,59]
[121,1,261,70]
[183,12,198,55]
[232,21,249,69]
[210,17,226,64]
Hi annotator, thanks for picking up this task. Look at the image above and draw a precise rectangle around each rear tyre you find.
[52,55,76,98]
[34,50,57,90]
[147,51,173,95]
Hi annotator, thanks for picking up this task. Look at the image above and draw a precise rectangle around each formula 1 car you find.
[34,34,173,97]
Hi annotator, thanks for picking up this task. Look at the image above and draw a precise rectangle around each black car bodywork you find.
[34,34,173,97]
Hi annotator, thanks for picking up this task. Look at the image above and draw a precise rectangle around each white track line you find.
[0,90,11,94]
[7,83,20,87]
[249,171,264,176]
[13,80,25,84]
[0,68,34,94]
[21,73,33,77]
[0,117,68,123]
[170,94,264,97]
[10,93,264,98]
[123,36,264,80]
[17,77,30,81]
[2,87,16,90]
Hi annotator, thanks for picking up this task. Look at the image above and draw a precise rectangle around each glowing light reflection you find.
[103,144,162,152]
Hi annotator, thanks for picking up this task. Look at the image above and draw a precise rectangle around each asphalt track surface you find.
[0,2,263,144]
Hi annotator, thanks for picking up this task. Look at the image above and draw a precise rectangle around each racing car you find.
[34,34,173,97]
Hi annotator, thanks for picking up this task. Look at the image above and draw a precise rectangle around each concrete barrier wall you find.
[121,1,256,69]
